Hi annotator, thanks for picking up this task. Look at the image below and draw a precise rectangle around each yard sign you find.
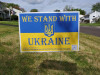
[19,12,79,52]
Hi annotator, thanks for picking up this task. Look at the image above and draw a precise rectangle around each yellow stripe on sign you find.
[20,32,78,52]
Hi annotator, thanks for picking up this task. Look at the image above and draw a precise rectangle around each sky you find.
[0,0,100,14]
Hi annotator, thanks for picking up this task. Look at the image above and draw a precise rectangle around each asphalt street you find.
[80,26,100,37]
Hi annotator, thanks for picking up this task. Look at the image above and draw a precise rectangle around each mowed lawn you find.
[0,25,100,75]
[80,23,100,26]
[0,21,18,26]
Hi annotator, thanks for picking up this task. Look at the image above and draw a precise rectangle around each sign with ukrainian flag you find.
[19,12,79,52]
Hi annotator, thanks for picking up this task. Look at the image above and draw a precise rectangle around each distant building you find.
[6,7,22,16]
[0,2,9,19]
[11,8,22,16]
[79,15,84,23]
[80,11,100,23]
[0,1,23,20]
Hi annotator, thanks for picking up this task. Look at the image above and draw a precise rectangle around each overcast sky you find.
[1,0,100,14]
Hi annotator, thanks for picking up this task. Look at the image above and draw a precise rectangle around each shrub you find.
[0,16,3,21]
[11,15,18,21]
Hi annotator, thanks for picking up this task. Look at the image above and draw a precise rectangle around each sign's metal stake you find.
[60,51,61,75]
[36,52,39,75]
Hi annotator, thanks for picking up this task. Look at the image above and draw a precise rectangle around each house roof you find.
[85,11,100,16]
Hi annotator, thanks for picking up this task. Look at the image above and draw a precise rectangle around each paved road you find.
[80,26,100,37]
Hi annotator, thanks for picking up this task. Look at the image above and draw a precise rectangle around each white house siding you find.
[79,15,84,23]
[12,8,22,16]
[6,8,22,17]
[90,11,100,23]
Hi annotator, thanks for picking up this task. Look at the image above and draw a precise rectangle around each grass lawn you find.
[0,21,18,26]
[0,25,100,75]
[80,23,100,26]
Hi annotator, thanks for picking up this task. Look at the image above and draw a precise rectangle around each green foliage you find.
[30,9,38,12]
[63,5,74,11]
[54,9,60,12]
[63,5,86,15]
[7,3,20,10]
[6,3,19,8]
[20,8,26,12]
[73,9,86,15]
[1,1,25,11]
[13,5,20,10]
[0,16,3,21]
[0,21,18,26]
[92,2,100,12]
[2,2,20,10]
[80,23,100,26]
[11,15,18,21]
[0,1,6,7]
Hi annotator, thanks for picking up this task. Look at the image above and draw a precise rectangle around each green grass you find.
[0,25,100,75]
[0,21,18,26]
[0,25,19,37]
[80,23,100,26]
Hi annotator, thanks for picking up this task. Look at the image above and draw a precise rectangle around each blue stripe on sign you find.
[20,13,79,33]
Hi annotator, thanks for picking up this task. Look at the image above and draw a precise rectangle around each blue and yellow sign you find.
[19,12,79,52]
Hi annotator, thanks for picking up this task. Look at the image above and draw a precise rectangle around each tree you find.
[30,9,38,12]
[6,3,19,8]
[54,9,60,12]
[73,9,86,15]
[63,5,86,15]
[1,1,25,12]
[0,1,6,7]
[2,3,20,10]
[91,2,100,12]
[19,8,26,12]
[13,5,20,10]
[63,5,74,11]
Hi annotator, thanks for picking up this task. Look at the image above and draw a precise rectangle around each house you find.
[0,1,23,20]
[8,8,22,16]
[13,8,22,16]
[79,15,84,23]
[0,2,10,19]
[90,11,100,23]
[80,14,90,23]
[80,11,100,23]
